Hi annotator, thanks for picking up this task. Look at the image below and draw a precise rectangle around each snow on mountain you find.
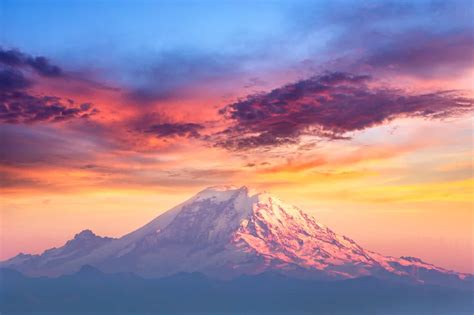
[1,186,470,286]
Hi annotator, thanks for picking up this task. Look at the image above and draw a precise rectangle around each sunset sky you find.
[0,0,473,273]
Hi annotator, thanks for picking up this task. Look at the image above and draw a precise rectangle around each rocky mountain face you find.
[2,186,470,287]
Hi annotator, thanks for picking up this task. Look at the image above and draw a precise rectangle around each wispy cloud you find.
[144,122,204,139]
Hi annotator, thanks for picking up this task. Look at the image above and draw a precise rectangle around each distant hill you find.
[1,266,472,314]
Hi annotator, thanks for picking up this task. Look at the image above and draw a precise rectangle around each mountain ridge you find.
[1,185,471,287]
[2,266,472,315]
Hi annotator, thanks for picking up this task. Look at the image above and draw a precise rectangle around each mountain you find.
[1,186,471,287]
[2,229,115,276]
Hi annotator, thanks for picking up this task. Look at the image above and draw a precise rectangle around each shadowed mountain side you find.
[0,267,472,315]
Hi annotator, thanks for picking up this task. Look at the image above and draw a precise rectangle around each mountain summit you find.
[1,186,470,286]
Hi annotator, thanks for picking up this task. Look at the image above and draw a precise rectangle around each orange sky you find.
[1,1,473,274]
[1,112,473,272]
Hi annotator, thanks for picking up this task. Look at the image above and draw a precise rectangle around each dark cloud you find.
[0,91,98,124]
[26,56,62,77]
[244,77,266,89]
[216,72,472,150]
[144,122,204,138]
[0,49,24,66]
[0,68,33,92]
[0,48,97,124]
[0,48,63,77]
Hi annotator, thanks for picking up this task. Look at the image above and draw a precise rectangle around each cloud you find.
[144,122,204,138]
[260,141,427,174]
[0,91,98,124]
[168,167,239,180]
[0,124,96,168]
[0,170,47,189]
[0,48,62,77]
[292,1,474,79]
[364,30,474,77]
[0,48,63,77]
[260,157,327,173]
[26,56,62,77]
[0,68,33,92]
[0,48,98,124]
[216,72,472,150]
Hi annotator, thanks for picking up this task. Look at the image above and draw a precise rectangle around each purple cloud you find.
[0,48,97,124]
[216,72,472,150]
[0,48,62,77]
[293,1,474,79]
[0,69,33,92]
[0,91,98,124]
[145,122,204,138]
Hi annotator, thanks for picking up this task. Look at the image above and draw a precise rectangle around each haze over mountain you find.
[2,266,472,315]
[2,186,471,288]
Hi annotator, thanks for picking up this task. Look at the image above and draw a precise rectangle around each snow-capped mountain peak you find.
[1,186,470,286]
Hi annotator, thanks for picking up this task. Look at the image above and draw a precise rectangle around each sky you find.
[0,0,473,273]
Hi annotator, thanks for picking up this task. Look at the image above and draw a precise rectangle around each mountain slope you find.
[1,186,470,287]
[2,230,114,276]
